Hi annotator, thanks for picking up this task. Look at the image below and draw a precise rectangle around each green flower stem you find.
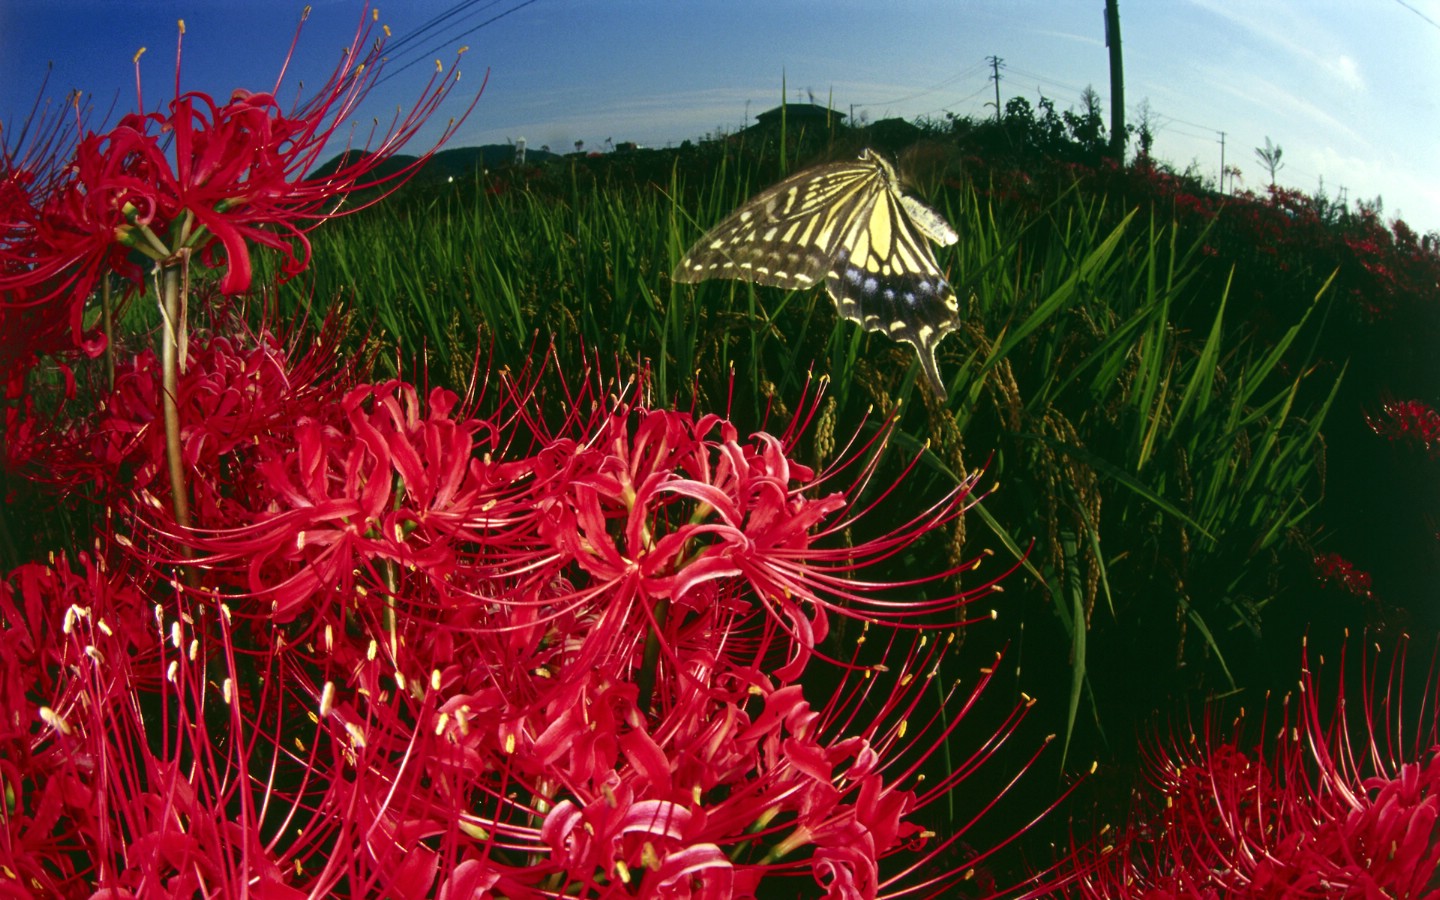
[636,597,669,718]
[101,275,115,393]
[158,263,192,534]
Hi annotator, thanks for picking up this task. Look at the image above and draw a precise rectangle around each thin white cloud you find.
[1185,0,1366,92]
[1034,28,1103,48]
[1334,55,1361,90]
[1203,67,1364,148]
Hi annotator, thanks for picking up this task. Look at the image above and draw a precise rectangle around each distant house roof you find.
[753,103,847,127]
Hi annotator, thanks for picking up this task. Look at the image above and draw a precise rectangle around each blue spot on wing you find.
[825,259,960,398]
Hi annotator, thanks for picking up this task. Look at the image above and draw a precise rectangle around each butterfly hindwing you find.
[827,178,960,400]
[672,148,961,399]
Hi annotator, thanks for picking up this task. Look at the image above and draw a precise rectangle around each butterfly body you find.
[673,148,960,399]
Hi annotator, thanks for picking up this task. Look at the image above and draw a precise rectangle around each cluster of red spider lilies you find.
[1,7,1435,898]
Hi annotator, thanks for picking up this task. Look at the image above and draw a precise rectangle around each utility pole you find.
[1217,131,1227,192]
[1104,0,1125,159]
[987,56,1004,122]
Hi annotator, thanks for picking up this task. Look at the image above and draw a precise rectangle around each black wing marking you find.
[826,173,961,400]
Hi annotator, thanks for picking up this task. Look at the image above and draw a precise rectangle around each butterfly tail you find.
[913,341,949,402]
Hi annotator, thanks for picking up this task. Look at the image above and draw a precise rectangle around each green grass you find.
[256,147,1342,760]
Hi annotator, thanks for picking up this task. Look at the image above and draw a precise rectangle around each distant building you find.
[753,103,846,131]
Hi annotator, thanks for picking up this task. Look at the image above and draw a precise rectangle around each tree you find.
[1133,99,1158,164]
[1063,86,1108,160]
[1255,136,1284,188]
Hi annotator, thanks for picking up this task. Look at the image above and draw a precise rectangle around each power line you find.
[384,0,511,58]
[868,61,990,107]
[913,82,997,119]
[378,0,545,84]
[1391,0,1440,31]
[1004,64,1091,99]
[1154,111,1221,135]
[988,59,1227,139]
[1156,122,1217,143]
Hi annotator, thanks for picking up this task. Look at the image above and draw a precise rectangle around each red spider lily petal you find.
[646,843,736,899]
[435,860,502,900]
[0,86,109,371]
[542,795,712,879]
[813,834,880,899]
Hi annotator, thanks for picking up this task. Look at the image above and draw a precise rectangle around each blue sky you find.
[4,0,1438,232]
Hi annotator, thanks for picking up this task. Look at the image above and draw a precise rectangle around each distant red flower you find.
[1,86,98,415]
[1313,551,1374,600]
[1070,634,1440,899]
[8,311,356,496]
[1367,399,1440,459]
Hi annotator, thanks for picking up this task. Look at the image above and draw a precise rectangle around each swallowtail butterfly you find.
[672,148,960,399]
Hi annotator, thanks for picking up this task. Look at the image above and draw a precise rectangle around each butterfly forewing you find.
[672,158,882,290]
[672,148,961,399]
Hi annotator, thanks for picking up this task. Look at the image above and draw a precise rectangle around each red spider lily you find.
[157,374,538,626]
[11,332,1082,897]
[1,86,97,459]
[1367,399,1440,460]
[1,550,373,897]
[1069,633,1440,899]
[1313,551,1375,600]
[6,309,358,494]
[0,553,157,895]
[1,92,101,369]
[2,7,480,534]
[137,350,994,658]
[98,8,482,297]
[0,5,480,365]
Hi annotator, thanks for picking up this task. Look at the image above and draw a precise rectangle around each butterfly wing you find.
[671,158,879,290]
[672,149,961,400]
[825,155,961,400]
